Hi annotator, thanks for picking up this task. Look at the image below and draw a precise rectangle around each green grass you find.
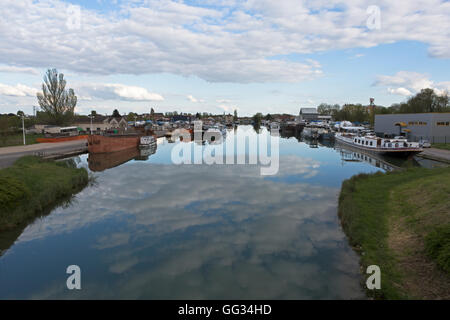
[425,225,450,273]
[0,156,88,231]
[0,133,45,147]
[338,166,450,299]
[432,143,450,151]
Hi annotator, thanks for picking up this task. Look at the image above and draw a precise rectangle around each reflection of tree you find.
[252,112,263,133]
[252,112,262,126]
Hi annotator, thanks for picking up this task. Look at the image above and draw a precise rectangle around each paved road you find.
[0,140,88,168]
[417,147,450,164]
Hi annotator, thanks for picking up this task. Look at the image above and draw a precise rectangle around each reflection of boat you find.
[321,129,334,140]
[139,143,157,157]
[335,144,399,171]
[139,135,157,149]
[88,134,141,153]
[207,125,227,136]
[88,148,140,172]
[335,132,422,156]
[301,136,319,148]
[204,125,226,144]
[270,122,280,131]
[317,139,335,148]
[302,125,319,139]
[303,123,334,140]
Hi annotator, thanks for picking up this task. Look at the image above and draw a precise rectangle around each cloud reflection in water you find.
[5,153,364,299]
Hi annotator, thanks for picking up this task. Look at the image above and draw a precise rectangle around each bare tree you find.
[37,69,77,125]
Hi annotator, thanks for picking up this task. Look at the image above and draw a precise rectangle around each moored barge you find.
[335,132,423,156]
[88,134,141,153]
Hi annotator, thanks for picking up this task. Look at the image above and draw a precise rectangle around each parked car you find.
[418,139,431,148]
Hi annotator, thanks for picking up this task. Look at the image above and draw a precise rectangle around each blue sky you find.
[0,0,449,116]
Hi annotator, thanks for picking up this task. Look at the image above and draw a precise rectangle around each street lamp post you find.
[88,115,93,135]
[22,115,26,145]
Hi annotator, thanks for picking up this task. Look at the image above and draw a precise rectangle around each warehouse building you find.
[298,108,319,122]
[374,113,450,143]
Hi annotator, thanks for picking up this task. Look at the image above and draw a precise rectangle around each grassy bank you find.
[0,156,88,231]
[0,133,44,147]
[432,143,450,151]
[339,166,450,299]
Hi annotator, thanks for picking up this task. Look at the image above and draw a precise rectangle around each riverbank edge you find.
[338,166,449,299]
[416,151,450,164]
[0,156,89,232]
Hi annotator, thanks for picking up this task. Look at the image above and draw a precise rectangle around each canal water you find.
[0,126,422,299]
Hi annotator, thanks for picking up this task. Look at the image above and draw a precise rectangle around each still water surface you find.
[0,126,421,299]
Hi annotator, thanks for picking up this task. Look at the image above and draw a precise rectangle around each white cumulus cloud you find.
[375,71,450,96]
[187,95,198,103]
[0,83,38,97]
[0,65,39,75]
[2,0,448,83]
[78,83,164,102]
[387,87,413,96]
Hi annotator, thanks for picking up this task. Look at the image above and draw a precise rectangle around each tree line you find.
[316,88,450,123]
[3,68,449,135]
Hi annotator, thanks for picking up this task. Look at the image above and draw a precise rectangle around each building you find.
[171,115,191,122]
[271,114,295,123]
[27,124,60,134]
[152,113,165,120]
[374,113,450,143]
[74,116,128,133]
[298,108,319,122]
[318,115,333,122]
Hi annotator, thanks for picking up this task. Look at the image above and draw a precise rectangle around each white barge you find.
[335,132,423,156]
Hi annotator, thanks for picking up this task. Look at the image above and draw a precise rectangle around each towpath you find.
[417,147,450,164]
[0,140,88,168]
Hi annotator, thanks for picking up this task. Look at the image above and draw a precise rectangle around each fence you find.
[409,135,450,144]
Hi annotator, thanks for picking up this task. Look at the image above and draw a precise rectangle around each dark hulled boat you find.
[88,134,141,153]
